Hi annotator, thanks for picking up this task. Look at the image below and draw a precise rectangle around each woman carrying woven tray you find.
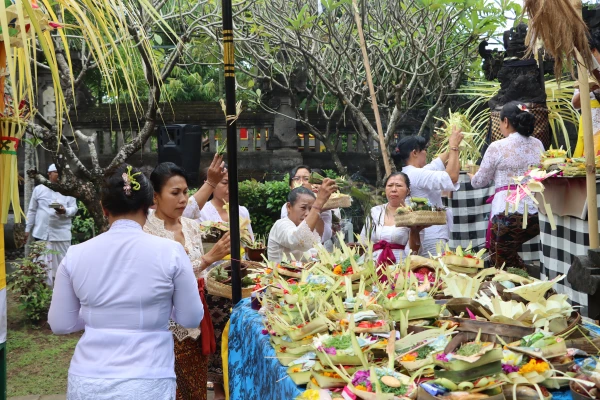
[359,172,425,267]
[470,101,543,270]
[268,180,338,263]
[280,165,333,247]
[48,164,204,399]
[145,162,231,400]
[394,127,463,256]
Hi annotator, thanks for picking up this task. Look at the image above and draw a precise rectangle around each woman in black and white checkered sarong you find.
[470,101,544,269]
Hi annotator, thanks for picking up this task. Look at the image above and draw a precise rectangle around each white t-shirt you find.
[402,158,459,246]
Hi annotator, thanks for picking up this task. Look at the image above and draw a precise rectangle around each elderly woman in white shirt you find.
[268,180,337,263]
[48,164,203,400]
[360,172,424,266]
[280,165,333,246]
[470,102,543,270]
[395,127,463,256]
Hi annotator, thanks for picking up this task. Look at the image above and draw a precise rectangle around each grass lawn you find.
[6,290,82,397]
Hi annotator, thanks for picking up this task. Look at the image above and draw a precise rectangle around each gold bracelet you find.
[204,180,216,188]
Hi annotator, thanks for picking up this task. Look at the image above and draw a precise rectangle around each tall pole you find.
[351,0,392,176]
[221,0,242,303]
[576,50,599,249]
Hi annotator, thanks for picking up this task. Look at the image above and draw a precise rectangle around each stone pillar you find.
[272,95,299,149]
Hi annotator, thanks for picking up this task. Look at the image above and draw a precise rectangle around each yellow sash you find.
[574,99,600,157]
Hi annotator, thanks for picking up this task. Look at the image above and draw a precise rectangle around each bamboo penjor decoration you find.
[523,0,600,248]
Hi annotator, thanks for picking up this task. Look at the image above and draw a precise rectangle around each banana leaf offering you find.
[308,172,371,203]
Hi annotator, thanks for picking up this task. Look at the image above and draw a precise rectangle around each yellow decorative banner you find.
[0,221,6,290]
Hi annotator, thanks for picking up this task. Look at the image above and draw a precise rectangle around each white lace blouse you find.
[267,218,321,263]
[143,211,204,341]
[471,133,544,217]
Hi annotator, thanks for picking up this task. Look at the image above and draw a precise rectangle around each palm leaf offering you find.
[250,232,592,399]
[434,109,484,169]
[308,172,371,204]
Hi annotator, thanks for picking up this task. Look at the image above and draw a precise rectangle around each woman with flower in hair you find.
[144,162,231,400]
[48,164,204,399]
[470,101,544,269]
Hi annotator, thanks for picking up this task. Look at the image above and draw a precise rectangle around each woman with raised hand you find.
[268,179,338,263]
[49,164,204,400]
[360,172,424,265]
[471,101,544,269]
[145,162,230,400]
[280,165,333,247]
[395,127,463,256]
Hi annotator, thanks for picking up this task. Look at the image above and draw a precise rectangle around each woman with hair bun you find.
[144,162,231,400]
[471,101,544,269]
[48,164,204,399]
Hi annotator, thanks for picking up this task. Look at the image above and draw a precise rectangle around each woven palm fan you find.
[524,0,600,247]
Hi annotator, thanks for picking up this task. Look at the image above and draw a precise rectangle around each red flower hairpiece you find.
[517,104,530,112]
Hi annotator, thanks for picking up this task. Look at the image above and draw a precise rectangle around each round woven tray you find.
[206,275,253,299]
[206,260,261,299]
[324,195,352,209]
[395,210,447,227]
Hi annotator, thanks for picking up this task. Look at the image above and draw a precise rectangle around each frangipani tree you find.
[235,0,515,180]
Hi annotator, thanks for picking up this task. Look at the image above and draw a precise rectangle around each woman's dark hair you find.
[393,136,429,165]
[288,165,311,186]
[500,101,536,137]
[287,186,316,205]
[101,164,154,216]
[312,168,325,178]
[384,171,411,191]
[150,162,189,193]
[589,31,600,52]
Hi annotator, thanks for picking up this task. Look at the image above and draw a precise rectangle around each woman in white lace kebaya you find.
[360,172,424,266]
[48,164,204,400]
[145,162,230,400]
[471,101,544,269]
[268,181,338,263]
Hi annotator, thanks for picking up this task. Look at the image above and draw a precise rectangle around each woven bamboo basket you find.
[206,260,260,299]
[206,275,253,299]
[395,210,447,227]
[324,195,352,209]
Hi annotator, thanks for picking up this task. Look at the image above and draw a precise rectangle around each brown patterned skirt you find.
[489,212,540,270]
[174,336,209,400]
[205,293,232,384]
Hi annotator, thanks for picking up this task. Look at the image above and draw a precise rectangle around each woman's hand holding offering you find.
[204,232,231,265]
[314,178,338,210]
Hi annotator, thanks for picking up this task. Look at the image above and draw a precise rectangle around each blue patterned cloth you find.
[228,298,304,399]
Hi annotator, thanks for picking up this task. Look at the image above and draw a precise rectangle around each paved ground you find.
[9,392,217,400]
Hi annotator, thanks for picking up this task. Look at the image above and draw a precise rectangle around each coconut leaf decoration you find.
[523,0,594,80]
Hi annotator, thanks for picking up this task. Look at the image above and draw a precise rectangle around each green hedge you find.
[238,178,289,237]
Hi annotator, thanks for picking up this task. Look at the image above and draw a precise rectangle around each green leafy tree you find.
[235,0,516,180]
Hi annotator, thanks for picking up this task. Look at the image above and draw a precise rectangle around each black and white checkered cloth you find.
[443,173,541,263]
[537,180,600,317]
